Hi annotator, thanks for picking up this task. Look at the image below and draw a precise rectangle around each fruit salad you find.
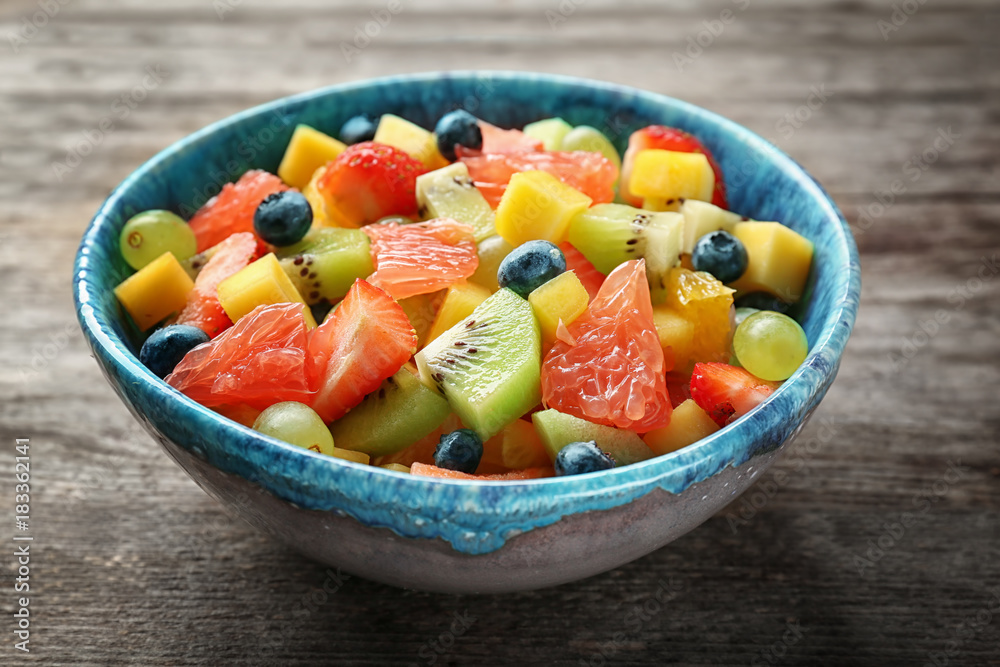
[113,108,815,480]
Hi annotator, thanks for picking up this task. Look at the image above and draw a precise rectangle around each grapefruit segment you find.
[541,259,671,432]
[410,462,553,480]
[459,150,617,208]
[188,170,289,252]
[165,302,314,410]
[363,219,478,300]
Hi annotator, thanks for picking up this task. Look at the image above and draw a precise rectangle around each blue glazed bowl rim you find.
[74,70,860,552]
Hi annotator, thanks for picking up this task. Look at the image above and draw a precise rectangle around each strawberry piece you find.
[689,362,780,427]
[315,141,427,226]
[188,170,289,252]
[620,126,728,209]
[308,279,417,422]
[560,242,604,301]
[176,232,260,338]
[166,302,314,410]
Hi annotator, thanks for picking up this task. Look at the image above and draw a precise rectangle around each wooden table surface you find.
[1,0,997,664]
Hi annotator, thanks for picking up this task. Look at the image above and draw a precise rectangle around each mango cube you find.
[217,253,317,327]
[528,271,589,346]
[730,222,814,303]
[374,114,449,170]
[495,171,593,246]
[114,251,194,331]
[651,305,695,371]
[642,399,719,456]
[426,281,491,344]
[277,124,347,189]
[629,149,715,203]
[331,446,369,464]
[666,268,734,365]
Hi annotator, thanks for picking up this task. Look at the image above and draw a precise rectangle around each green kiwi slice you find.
[277,227,374,304]
[532,408,654,466]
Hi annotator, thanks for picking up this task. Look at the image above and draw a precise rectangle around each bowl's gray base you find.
[158,436,781,594]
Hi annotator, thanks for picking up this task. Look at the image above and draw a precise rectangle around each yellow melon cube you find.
[495,171,593,246]
[651,305,695,371]
[379,463,411,473]
[277,124,347,189]
[629,150,715,203]
[114,251,194,331]
[679,199,743,254]
[216,253,317,328]
[666,268,734,365]
[643,399,719,456]
[374,114,449,170]
[528,271,589,346]
[331,446,370,464]
[426,281,492,344]
[730,222,814,303]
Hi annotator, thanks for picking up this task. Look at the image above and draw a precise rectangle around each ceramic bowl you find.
[73,71,860,593]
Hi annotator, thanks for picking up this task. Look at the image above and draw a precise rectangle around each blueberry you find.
[309,300,334,325]
[734,292,791,314]
[497,240,566,298]
[140,325,210,378]
[691,230,748,284]
[339,114,377,144]
[554,441,616,476]
[253,191,313,247]
[434,110,483,162]
[434,429,483,474]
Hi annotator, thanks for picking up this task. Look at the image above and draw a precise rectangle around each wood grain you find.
[1,0,997,664]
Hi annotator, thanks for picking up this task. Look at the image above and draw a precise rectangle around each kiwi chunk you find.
[415,162,496,241]
[415,288,541,441]
[328,368,450,457]
[277,227,374,304]
[567,203,682,304]
[532,408,655,466]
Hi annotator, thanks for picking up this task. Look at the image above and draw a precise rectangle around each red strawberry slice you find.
[188,170,289,252]
[620,126,728,209]
[166,302,314,410]
[689,362,780,427]
[316,141,427,226]
[560,242,604,301]
[308,279,418,422]
[176,232,261,338]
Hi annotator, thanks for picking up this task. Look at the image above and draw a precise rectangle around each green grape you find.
[733,311,809,381]
[560,126,623,172]
[252,401,335,456]
[470,234,514,292]
[734,307,759,328]
[119,210,197,270]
